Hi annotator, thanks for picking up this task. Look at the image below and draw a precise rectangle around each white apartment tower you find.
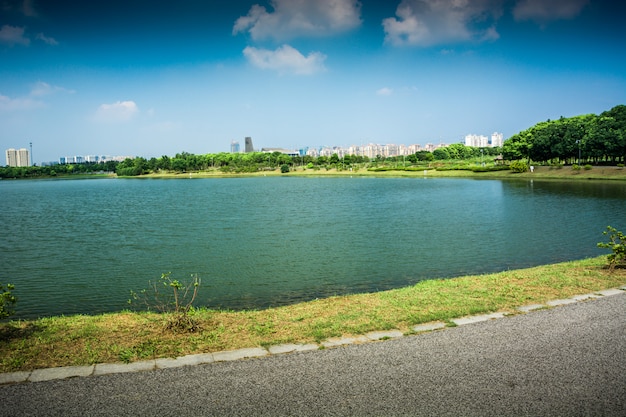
[5,148,30,167]
[490,132,504,147]
[464,134,489,147]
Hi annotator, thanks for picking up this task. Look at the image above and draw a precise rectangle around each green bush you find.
[617,163,624,169]
[1,283,17,319]
[584,164,593,170]
[572,164,581,171]
[598,226,626,270]
[510,160,528,173]
[280,164,290,173]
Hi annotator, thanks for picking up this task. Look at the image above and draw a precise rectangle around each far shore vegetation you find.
[1,256,625,373]
[1,105,625,181]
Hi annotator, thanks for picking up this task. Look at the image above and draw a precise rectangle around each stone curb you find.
[1,287,624,385]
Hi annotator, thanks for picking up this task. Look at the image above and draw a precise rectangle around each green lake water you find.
[1,176,625,319]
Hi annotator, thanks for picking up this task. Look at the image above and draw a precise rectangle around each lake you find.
[1,176,625,319]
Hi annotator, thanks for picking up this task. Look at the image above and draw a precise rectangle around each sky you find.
[1,0,625,164]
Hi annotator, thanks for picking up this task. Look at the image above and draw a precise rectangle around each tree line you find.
[502,104,625,164]
[1,145,502,178]
[0,161,118,179]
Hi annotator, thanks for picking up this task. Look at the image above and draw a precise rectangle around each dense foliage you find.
[0,161,118,179]
[503,105,625,164]
[0,283,16,319]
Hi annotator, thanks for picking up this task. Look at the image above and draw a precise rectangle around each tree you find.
[415,151,434,161]
[433,148,450,160]
[502,133,531,161]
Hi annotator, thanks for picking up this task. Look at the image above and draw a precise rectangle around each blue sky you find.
[1,0,625,163]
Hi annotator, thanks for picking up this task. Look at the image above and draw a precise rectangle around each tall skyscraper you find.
[244,137,254,153]
[5,148,30,167]
[231,141,240,153]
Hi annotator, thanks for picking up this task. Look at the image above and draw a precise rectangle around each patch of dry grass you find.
[1,256,625,373]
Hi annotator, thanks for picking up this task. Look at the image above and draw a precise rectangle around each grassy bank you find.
[136,165,626,181]
[1,256,624,373]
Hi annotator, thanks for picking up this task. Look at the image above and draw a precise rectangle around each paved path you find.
[1,291,625,416]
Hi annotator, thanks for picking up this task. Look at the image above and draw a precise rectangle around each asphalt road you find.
[2,293,625,417]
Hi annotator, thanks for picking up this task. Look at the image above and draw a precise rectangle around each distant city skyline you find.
[2,1,624,164]
[8,129,506,166]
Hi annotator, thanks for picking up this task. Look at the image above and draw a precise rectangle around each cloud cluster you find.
[0,25,30,46]
[235,0,360,75]
[233,0,362,41]
[0,82,74,111]
[513,0,590,23]
[382,0,591,47]
[95,101,139,122]
[243,45,327,75]
[0,24,57,47]
[382,0,502,47]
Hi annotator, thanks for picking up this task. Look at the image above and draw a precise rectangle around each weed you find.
[130,273,201,332]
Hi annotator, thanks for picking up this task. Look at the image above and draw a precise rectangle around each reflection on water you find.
[1,176,624,319]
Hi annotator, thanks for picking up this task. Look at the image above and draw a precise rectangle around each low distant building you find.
[465,132,503,148]
[231,141,240,153]
[260,148,299,157]
[5,148,30,167]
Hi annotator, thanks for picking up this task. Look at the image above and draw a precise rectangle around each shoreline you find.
[2,256,625,373]
[132,165,626,181]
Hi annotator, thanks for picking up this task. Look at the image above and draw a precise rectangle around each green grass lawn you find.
[1,256,625,373]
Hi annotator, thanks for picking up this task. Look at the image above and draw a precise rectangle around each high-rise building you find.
[464,134,489,147]
[490,132,504,147]
[5,148,30,167]
[231,141,240,153]
[244,137,254,153]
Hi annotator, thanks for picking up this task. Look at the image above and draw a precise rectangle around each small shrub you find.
[597,226,626,270]
[1,283,17,319]
[510,160,528,173]
[584,164,593,170]
[572,164,581,171]
[617,163,624,169]
[130,273,201,332]
[280,164,290,173]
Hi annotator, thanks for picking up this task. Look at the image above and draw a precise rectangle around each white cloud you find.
[30,81,74,97]
[513,0,589,23]
[95,100,139,122]
[0,25,30,46]
[36,33,58,46]
[376,87,393,96]
[233,0,362,41]
[382,0,502,47]
[243,45,327,75]
[0,93,43,110]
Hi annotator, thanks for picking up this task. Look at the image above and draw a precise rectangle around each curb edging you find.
[2,287,624,385]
